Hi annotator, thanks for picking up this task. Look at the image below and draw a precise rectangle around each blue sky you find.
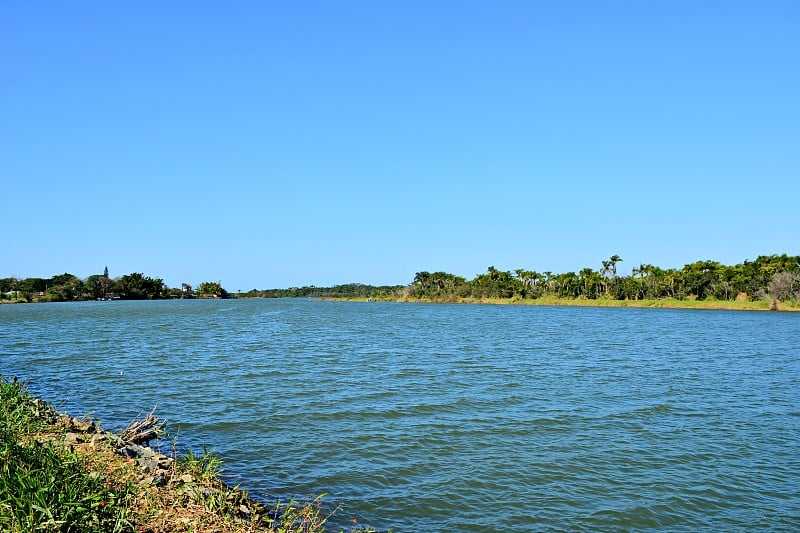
[2,1,798,290]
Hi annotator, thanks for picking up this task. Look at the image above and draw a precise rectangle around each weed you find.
[0,376,390,533]
[178,444,224,482]
[0,376,133,532]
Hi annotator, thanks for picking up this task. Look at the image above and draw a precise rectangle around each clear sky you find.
[2,1,798,291]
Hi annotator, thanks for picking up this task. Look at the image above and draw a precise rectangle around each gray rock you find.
[118,444,141,458]
[64,432,84,444]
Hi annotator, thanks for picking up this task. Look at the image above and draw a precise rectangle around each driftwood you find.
[121,407,166,444]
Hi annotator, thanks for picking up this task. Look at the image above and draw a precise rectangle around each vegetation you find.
[402,254,800,306]
[0,376,383,532]
[0,268,226,303]
[197,281,228,299]
[3,254,799,307]
[243,283,402,300]
[0,377,132,531]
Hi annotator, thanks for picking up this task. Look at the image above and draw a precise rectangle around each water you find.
[1,299,798,531]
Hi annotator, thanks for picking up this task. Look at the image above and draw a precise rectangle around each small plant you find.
[0,376,133,532]
[177,444,223,481]
[264,494,334,533]
[0,376,391,533]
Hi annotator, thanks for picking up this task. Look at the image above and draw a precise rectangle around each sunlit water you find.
[2,299,798,531]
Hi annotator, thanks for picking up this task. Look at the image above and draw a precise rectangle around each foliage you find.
[178,445,224,482]
[3,253,799,305]
[1,271,170,302]
[0,377,132,532]
[0,376,389,533]
[244,283,403,299]
[197,281,229,298]
[403,254,800,303]
[115,273,166,300]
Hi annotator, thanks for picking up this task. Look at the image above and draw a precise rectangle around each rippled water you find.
[2,299,799,531]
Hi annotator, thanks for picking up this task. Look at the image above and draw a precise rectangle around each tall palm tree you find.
[609,255,623,278]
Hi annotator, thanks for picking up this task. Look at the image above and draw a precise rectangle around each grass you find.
[361,295,800,311]
[0,378,132,532]
[0,376,384,533]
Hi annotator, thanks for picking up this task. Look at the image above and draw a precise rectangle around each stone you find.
[64,432,84,445]
[70,418,95,433]
[119,444,141,459]
[139,474,165,486]
[138,455,160,473]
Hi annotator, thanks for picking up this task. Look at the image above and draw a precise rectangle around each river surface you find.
[1,299,798,531]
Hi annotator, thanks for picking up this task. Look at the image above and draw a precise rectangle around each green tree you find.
[680,260,722,300]
[578,267,601,298]
[469,266,521,298]
[117,273,166,299]
[85,274,111,299]
[197,281,228,298]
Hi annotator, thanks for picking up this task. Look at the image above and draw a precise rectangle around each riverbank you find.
[322,295,800,311]
[0,377,375,533]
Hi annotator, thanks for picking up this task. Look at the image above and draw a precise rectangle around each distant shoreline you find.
[4,295,799,312]
[319,296,800,312]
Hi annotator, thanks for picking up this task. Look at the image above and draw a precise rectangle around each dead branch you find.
[121,406,166,444]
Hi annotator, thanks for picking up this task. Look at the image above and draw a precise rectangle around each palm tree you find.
[579,267,597,298]
[609,255,623,278]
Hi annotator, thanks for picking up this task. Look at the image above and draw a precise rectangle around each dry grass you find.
[2,378,380,533]
[375,295,800,311]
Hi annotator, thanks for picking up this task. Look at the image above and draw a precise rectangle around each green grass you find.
[0,376,387,533]
[0,377,133,532]
[380,294,799,311]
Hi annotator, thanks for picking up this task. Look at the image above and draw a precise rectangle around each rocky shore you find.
[1,380,367,533]
[34,400,271,531]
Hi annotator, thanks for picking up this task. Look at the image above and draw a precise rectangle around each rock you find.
[180,474,195,484]
[139,474,166,486]
[70,418,95,433]
[119,444,141,459]
[135,447,159,472]
[64,432,84,445]
[138,455,160,473]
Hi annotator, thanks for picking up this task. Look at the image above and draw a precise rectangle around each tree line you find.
[0,269,228,302]
[3,254,799,304]
[407,254,800,303]
[243,283,402,299]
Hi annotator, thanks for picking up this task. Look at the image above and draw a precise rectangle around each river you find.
[1,299,798,531]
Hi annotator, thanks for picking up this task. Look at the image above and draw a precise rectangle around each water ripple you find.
[2,300,799,531]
